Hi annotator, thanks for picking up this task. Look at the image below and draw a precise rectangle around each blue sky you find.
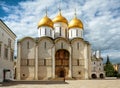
[0,0,120,63]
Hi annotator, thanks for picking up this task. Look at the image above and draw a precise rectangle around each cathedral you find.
[16,9,92,80]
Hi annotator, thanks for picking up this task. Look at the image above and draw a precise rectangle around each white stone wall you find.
[55,38,70,51]
[71,39,84,59]
[38,38,53,79]
[17,36,91,80]
[0,20,16,82]
[71,39,85,79]
[19,37,36,80]
[20,66,35,80]
[21,38,35,59]
[38,38,53,59]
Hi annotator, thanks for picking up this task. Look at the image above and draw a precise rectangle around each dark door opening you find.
[60,70,64,77]
[3,69,10,82]
[100,74,104,78]
[91,74,97,79]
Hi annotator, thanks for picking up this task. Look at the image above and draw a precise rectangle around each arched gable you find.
[18,36,35,43]
[54,37,70,52]
[38,36,54,44]
[54,37,70,44]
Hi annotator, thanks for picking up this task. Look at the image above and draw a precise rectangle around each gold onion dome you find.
[68,16,83,29]
[38,15,53,29]
[53,11,68,25]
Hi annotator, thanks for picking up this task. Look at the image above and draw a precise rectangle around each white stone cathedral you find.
[16,9,92,80]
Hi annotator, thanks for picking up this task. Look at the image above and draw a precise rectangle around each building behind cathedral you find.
[91,51,105,79]
[0,19,16,82]
[15,10,104,80]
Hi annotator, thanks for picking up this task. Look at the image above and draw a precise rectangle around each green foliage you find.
[104,56,115,77]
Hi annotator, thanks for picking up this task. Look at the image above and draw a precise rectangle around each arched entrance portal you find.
[91,74,97,79]
[55,49,69,78]
[100,74,104,78]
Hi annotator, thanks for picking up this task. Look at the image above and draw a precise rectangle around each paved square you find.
[0,80,120,88]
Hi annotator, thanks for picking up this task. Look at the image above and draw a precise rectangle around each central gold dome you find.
[38,15,53,29]
[53,12,68,24]
[68,17,83,29]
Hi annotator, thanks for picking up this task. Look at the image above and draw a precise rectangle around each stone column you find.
[52,45,55,78]
[84,44,88,79]
[68,45,72,78]
[16,42,21,80]
[35,45,38,80]
[88,45,91,79]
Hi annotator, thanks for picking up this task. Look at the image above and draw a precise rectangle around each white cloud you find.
[0,0,120,63]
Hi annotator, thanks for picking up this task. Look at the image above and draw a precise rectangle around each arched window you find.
[61,42,63,49]
[40,28,41,35]
[77,42,79,50]
[45,28,47,35]
[81,31,82,37]
[71,30,72,37]
[76,29,78,36]
[27,41,29,49]
[50,29,52,36]
[44,42,46,49]
[60,27,61,36]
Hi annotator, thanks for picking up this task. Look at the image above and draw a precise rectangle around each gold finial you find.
[74,8,77,18]
[58,1,62,15]
[45,7,48,16]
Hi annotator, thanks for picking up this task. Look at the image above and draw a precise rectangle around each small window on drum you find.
[23,74,25,77]
[78,71,81,75]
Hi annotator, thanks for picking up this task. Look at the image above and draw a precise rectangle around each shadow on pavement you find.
[0,80,68,87]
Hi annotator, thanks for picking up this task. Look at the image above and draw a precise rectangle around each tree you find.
[104,56,115,77]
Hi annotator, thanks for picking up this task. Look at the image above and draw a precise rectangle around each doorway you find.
[60,70,65,77]
[55,49,69,78]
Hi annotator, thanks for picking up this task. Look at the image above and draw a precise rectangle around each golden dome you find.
[68,16,83,29]
[53,12,68,24]
[38,15,53,28]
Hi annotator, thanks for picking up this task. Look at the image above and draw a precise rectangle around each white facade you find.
[16,37,91,80]
[16,11,93,80]
[0,19,16,82]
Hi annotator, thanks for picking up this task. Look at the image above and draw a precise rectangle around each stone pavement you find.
[0,80,120,88]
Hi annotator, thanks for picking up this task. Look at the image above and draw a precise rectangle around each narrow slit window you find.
[71,30,72,37]
[76,29,78,36]
[77,43,79,50]
[45,28,47,35]
[50,29,52,36]
[81,31,82,37]
[27,41,29,49]
[44,59,46,66]
[77,59,79,66]
[40,28,41,35]
[60,27,61,36]
[44,42,46,49]
[61,42,63,49]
